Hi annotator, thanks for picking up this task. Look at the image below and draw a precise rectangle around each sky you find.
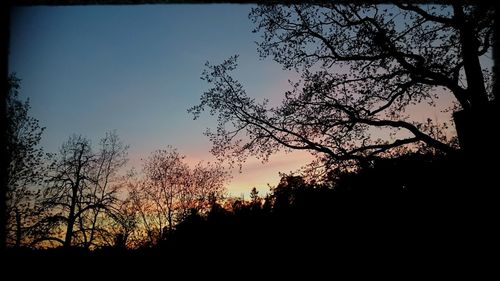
[8,5,313,197]
[10,4,490,198]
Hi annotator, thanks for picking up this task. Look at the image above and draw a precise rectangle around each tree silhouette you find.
[189,3,495,172]
[42,135,92,248]
[5,74,47,248]
[249,187,261,212]
[131,147,228,246]
[180,161,228,220]
[78,131,128,249]
[106,195,138,249]
[40,132,128,248]
[142,147,189,240]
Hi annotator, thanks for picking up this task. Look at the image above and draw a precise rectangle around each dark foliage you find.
[3,153,492,277]
[159,153,485,265]
[189,3,496,174]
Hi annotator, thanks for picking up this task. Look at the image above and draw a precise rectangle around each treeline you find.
[5,74,491,269]
[5,75,229,249]
[165,152,466,255]
[8,152,469,265]
[7,133,229,249]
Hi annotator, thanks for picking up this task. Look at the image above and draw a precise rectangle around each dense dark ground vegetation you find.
[4,152,492,274]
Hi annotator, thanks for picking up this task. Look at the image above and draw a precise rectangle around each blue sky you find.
[9,5,312,197]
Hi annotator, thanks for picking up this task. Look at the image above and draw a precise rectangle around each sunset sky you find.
[9,4,479,198]
[8,5,314,197]
[5,2,494,255]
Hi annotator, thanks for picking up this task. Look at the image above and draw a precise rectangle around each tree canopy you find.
[5,74,46,248]
[190,3,495,174]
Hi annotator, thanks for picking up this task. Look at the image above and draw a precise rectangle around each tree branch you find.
[357,118,455,153]
[394,2,455,26]
[30,236,65,247]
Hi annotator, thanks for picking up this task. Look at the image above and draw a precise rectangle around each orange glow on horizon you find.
[126,147,314,198]
[225,150,314,198]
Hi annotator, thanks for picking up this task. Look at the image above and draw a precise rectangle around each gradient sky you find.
[10,4,486,198]
[8,5,313,197]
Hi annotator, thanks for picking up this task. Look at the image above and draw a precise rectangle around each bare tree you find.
[190,161,228,215]
[142,147,189,240]
[128,179,157,246]
[79,131,128,249]
[129,148,229,246]
[40,132,128,248]
[41,134,93,247]
[107,195,138,249]
[189,3,495,174]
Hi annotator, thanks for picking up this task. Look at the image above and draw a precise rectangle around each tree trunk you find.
[167,207,173,233]
[453,104,496,154]
[454,4,490,109]
[452,4,496,161]
[64,178,80,248]
[64,144,87,248]
[87,210,99,250]
[64,198,77,248]
[15,209,21,247]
